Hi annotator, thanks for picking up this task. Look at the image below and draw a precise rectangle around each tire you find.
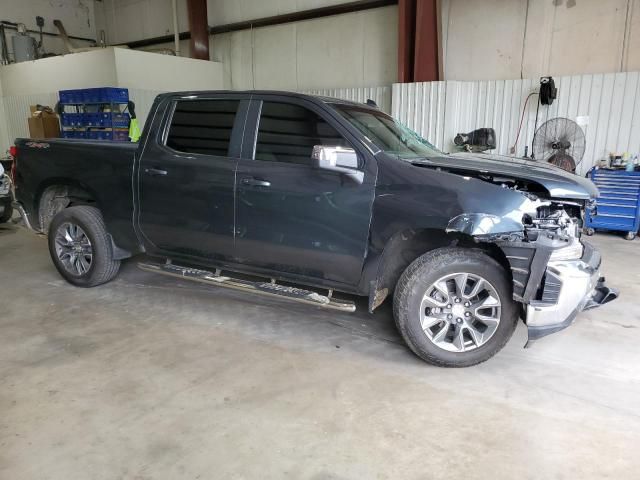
[0,198,12,223]
[584,228,595,236]
[393,247,518,367]
[48,206,120,287]
[625,232,636,241]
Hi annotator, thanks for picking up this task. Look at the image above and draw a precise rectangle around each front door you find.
[138,96,247,261]
[234,97,376,287]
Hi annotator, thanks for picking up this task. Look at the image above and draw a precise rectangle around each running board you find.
[138,262,356,313]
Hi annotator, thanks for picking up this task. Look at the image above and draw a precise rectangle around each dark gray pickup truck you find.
[11,91,617,367]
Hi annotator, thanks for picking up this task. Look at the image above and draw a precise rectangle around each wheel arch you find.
[35,179,99,232]
[367,227,512,312]
[35,181,132,260]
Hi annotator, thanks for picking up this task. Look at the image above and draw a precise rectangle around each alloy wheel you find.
[54,222,93,276]
[420,272,501,352]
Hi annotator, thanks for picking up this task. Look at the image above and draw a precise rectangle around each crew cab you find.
[11,91,617,367]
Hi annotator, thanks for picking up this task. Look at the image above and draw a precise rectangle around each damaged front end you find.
[453,194,618,345]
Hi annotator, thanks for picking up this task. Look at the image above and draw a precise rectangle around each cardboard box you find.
[28,105,60,139]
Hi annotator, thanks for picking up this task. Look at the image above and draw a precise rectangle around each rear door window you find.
[166,99,240,157]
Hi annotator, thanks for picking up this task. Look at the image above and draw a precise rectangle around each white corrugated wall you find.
[392,72,640,175]
[300,86,392,114]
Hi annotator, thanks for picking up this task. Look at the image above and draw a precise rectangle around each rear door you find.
[233,96,376,287]
[138,94,248,261]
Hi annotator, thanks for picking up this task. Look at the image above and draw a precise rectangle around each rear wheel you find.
[393,248,518,367]
[48,206,120,287]
[0,198,12,223]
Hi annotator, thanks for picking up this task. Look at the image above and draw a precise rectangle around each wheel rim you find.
[420,272,501,353]
[54,222,93,276]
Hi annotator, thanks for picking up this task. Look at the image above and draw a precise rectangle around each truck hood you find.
[410,152,598,200]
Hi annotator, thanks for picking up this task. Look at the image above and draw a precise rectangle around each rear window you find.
[166,99,239,157]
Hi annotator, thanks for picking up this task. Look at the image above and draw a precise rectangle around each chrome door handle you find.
[241,177,271,187]
[145,167,168,176]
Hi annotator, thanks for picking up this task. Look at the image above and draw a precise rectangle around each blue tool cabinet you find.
[585,168,640,240]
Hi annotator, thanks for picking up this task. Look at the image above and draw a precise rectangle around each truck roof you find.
[158,90,379,110]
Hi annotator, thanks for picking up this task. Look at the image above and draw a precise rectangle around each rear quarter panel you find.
[15,138,140,253]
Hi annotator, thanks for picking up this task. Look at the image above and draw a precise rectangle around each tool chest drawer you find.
[585,168,640,239]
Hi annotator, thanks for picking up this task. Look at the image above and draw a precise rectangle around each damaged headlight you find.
[549,241,584,261]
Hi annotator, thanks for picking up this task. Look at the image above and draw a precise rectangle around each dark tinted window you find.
[255,101,349,164]
[166,99,239,156]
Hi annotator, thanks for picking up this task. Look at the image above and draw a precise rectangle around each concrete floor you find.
[1,221,639,480]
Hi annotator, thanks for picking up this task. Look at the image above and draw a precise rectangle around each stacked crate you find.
[59,88,130,141]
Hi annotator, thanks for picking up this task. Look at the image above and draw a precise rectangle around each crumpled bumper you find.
[525,242,618,344]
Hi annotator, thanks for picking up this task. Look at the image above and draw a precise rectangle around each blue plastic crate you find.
[59,87,129,105]
[61,130,86,139]
[109,112,130,127]
[59,90,83,104]
[98,131,113,141]
[86,130,114,141]
[112,130,129,141]
[61,113,83,127]
[102,87,129,103]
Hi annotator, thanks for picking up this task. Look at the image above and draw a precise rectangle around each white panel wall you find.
[98,0,398,91]
[97,0,365,44]
[209,5,398,91]
[392,72,640,175]
[441,0,640,81]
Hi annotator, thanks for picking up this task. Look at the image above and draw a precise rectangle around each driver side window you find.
[255,101,349,165]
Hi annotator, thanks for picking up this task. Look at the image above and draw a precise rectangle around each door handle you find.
[145,167,168,176]
[241,177,271,187]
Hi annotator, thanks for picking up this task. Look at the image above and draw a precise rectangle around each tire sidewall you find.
[397,250,518,367]
[48,208,106,287]
[0,197,12,223]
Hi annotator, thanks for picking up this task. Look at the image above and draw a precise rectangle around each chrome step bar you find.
[138,262,356,312]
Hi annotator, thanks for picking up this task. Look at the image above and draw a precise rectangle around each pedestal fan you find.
[532,118,585,172]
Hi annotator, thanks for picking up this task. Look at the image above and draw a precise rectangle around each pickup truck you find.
[11,91,617,367]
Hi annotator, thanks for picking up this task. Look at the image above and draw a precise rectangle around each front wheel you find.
[393,248,518,367]
[48,206,121,287]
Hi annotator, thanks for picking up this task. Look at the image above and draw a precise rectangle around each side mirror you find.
[311,145,364,184]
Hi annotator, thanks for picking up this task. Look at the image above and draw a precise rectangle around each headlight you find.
[0,177,9,195]
[549,241,584,261]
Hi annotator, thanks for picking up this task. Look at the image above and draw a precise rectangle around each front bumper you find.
[525,242,618,344]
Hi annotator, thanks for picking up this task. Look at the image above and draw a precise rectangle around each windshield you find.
[332,104,443,159]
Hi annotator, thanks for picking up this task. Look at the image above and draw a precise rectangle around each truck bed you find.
[14,138,140,253]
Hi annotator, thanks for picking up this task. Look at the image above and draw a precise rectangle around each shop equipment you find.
[585,168,640,240]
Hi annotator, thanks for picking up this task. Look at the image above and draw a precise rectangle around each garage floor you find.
[1,221,639,479]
